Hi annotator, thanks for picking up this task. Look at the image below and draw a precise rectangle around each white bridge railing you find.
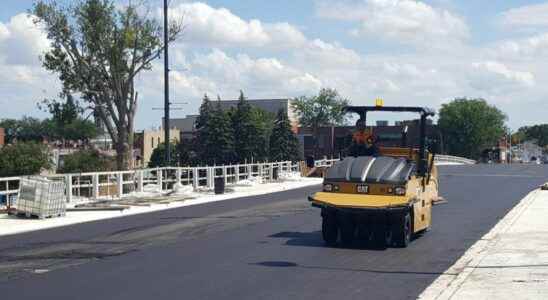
[434,154,476,165]
[0,161,299,205]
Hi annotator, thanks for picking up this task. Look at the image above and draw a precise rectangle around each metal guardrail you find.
[434,155,476,165]
[314,159,340,168]
[0,161,299,205]
[315,154,476,168]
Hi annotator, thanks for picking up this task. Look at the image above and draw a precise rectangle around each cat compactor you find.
[308,104,439,248]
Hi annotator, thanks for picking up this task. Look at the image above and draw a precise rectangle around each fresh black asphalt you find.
[1,164,547,299]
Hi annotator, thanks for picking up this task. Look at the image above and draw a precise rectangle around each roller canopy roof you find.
[344,106,436,117]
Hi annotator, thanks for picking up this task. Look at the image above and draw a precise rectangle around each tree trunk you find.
[115,124,128,170]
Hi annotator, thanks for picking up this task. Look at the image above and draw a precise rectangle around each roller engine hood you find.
[325,156,415,185]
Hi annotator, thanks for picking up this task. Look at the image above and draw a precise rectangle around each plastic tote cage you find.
[16,177,66,219]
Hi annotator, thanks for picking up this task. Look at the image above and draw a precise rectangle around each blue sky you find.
[1,0,548,130]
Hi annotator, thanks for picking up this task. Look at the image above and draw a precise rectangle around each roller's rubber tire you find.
[339,219,356,247]
[371,226,387,248]
[357,223,371,246]
[322,215,338,246]
[392,211,412,248]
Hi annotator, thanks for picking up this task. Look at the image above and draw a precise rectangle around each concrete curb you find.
[418,189,541,300]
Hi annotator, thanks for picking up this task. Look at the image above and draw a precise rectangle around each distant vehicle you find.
[531,157,542,165]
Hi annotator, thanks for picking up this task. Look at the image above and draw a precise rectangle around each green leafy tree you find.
[61,119,98,141]
[149,142,196,167]
[176,141,197,167]
[58,149,114,173]
[0,142,51,177]
[231,91,266,162]
[149,142,178,168]
[517,124,548,148]
[40,93,98,141]
[438,98,507,159]
[0,117,51,142]
[292,88,349,156]
[269,109,300,162]
[33,0,182,170]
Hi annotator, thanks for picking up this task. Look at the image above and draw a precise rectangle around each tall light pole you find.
[163,0,171,165]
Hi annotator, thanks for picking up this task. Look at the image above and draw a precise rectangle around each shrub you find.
[0,142,52,177]
[58,150,114,173]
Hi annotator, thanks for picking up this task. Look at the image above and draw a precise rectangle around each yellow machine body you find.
[310,161,439,234]
[308,103,439,248]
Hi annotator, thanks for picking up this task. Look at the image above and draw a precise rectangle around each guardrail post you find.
[92,174,99,200]
[176,168,182,185]
[65,175,73,203]
[248,165,253,180]
[192,168,198,189]
[235,165,240,183]
[137,170,144,193]
[117,172,123,198]
[206,167,213,189]
[157,168,163,191]
[223,166,227,185]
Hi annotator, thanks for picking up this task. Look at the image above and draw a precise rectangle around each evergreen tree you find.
[195,94,213,163]
[232,91,264,162]
[198,99,235,165]
[269,108,301,162]
[195,94,212,130]
[250,107,274,161]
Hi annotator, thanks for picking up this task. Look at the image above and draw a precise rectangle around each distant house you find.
[167,98,299,140]
[167,115,198,141]
[134,128,180,167]
[0,128,4,147]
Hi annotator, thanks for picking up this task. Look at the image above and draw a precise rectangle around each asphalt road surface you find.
[1,164,547,300]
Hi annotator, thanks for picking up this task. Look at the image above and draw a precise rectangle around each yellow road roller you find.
[308,105,439,248]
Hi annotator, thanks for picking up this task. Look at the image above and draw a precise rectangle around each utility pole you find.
[163,0,171,165]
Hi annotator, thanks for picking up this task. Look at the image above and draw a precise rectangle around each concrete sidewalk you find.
[420,185,548,299]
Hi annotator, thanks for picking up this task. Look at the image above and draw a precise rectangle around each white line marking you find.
[443,173,544,178]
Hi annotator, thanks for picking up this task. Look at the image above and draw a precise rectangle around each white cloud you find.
[315,0,469,48]
[470,61,535,92]
[1,4,546,130]
[296,39,362,68]
[495,33,548,58]
[0,13,50,65]
[0,13,59,118]
[169,2,306,49]
[500,3,548,28]
[189,49,322,95]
